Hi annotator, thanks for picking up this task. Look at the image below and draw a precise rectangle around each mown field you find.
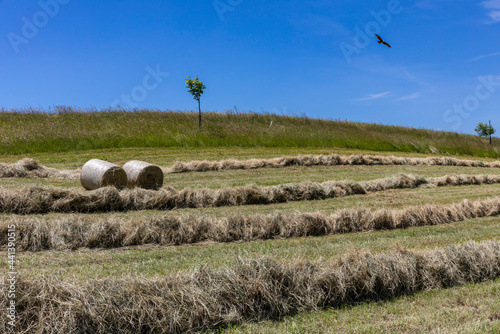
[0,111,499,333]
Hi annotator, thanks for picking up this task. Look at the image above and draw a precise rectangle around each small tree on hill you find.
[185,76,206,130]
[475,121,495,145]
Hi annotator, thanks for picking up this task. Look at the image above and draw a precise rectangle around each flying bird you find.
[375,34,391,48]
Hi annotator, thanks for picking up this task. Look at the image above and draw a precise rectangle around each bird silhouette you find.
[375,34,391,48]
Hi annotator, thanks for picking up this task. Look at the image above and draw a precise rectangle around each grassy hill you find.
[0,108,498,157]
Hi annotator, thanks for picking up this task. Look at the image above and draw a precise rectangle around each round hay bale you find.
[123,160,164,190]
[80,159,127,190]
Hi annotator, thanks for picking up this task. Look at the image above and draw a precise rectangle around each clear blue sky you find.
[1,0,499,133]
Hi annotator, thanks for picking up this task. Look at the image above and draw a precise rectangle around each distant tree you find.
[185,76,206,130]
[475,122,495,145]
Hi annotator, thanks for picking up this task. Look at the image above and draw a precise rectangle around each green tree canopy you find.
[475,122,495,137]
[185,76,206,130]
[185,76,205,101]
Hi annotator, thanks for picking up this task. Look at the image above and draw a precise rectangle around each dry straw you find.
[4,154,500,180]
[123,160,163,190]
[2,173,500,214]
[0,158,77,179]
[4,196,500,251]
[80,159,127,190]
[2,241,499,333]
[169,153,500,173]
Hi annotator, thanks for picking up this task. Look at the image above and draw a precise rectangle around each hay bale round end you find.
[123,160,164,190]
[80,159,127,190]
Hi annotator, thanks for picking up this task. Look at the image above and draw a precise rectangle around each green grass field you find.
[1,109,499,157]
[0,111,499,333]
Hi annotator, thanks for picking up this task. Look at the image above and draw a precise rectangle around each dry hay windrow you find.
[0,158,78,179]
[4,196,500,251]
[168,153,500,173]
[3,154,500,180]
[1,241,499,333]
[1,173,500,215]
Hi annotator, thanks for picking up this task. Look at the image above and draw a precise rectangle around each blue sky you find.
[0,0,499,133]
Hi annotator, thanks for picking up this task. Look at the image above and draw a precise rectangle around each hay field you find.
[1,147,499,333]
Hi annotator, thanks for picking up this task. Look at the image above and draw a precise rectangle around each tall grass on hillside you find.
[4,197,500,251]
[0,108,499,157]
[1,174,500,214]
[3,241,499,333]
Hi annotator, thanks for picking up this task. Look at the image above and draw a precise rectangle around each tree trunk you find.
[198,99,202,130]
[490,121,492,145]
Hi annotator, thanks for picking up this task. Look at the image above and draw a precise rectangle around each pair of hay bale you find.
[81,159,163,191]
